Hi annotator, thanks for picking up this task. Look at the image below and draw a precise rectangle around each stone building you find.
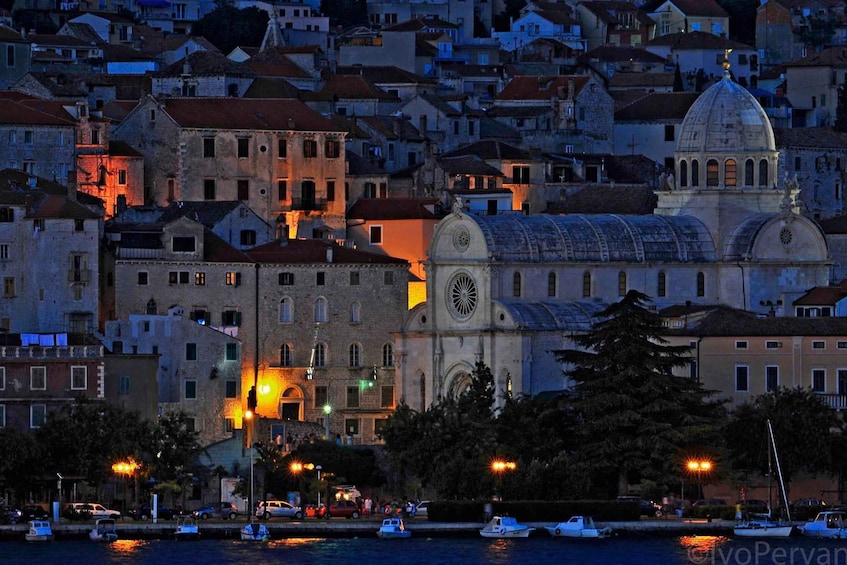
[396,67,832,409]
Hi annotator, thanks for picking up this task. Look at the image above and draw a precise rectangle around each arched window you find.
[680,160,688,187]
[513,272,521,297]
[706,159,719,186]
[691,160,699,187]
[506,373,512,399]
[547,272,556,297]
[349,343,362,368]
[745,159,754,186]
[314,343,326,367]
[350,302,361,323]
[618,271,627,297]
[697,272,706,297]
[279,297,292,323]
[146,299,157,315]
[658,271,666,297]
[280,344,292,367]
[582,271,591,297]
[314,297,327,323]
[759,159,769,187]
[725,159,736,186]
[382,343,394,367]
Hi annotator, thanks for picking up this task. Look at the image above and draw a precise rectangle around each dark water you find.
[6,535,847,564]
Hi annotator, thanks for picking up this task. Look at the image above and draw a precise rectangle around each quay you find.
[0,518,752,541]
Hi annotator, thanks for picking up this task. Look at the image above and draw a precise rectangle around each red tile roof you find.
[0,99,75,125]
[794,281,847,306]
[346,198,443,220]
[658,0,728,17]
[496,75,590,100]
[159,98,341,132]
[246,238,409,265]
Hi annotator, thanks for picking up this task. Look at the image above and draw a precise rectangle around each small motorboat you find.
[479,516,535,538]
[25,520,54,542]
[377,517,411,539]
[546,515,612,538]
[174,515,200,541]
[733,515,794,538]
[89,518,119,542]
[800,510,847,539]
[240,522,270,541]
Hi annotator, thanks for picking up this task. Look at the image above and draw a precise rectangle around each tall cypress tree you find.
[835,85,847,132]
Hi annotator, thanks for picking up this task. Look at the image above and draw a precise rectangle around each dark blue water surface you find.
[6,535,847,564]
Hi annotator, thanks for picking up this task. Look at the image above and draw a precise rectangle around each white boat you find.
[25,520,53,542]
[377,517,411,539]
[89,518,119,542]
[733,420,795,538]
[240,522,270,541]
[479,516,535,538]
[800,511,847,539]
[545,515,612,538]
[174,515,200,541]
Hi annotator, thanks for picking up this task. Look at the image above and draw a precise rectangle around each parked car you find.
[692,499,727,508]
[192,502,238,520]
[737,499,769,512]
[319,500,361,519]
[792,498,826,509]
[127,502,176,521]
[616,496,663,517]
[21,505,49,521]
[256,500,303,520]
[415,500,431,518]
[66,502,121,520]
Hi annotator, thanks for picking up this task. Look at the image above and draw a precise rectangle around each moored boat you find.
[545,515,612,538]
[800,510,847,539]
[89,518,119,542]
[479,516,534,538]
[377,517,411,539]
[240,522,270,541]
[25,520,53,542]
[174,515,200,541]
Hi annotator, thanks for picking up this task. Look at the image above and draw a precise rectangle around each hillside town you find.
[4,0,847,515]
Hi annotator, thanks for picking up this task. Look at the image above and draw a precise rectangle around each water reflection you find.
[108,539,150,554]
[481,538,527,564]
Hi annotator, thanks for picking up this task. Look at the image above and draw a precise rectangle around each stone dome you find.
[676,72,775,154]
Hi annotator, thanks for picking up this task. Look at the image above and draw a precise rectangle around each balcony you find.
[291,197,327,211]
[0,345,103,359]
[817,393,847,410]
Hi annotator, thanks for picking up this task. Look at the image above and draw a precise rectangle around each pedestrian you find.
[336,433,342,446]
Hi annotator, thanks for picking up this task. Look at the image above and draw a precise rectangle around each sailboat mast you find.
[767,419,792,522]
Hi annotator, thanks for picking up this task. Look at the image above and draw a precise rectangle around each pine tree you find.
[835,86,847,132]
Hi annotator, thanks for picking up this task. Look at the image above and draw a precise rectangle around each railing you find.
[291,197,327,211]
[116,247,165,259]
[0,345,103,358]
[817,393,847,410]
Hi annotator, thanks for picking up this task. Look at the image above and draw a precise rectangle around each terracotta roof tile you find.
[159,97,341,132]
[496,75,589,101]
[246,238,409,265]
[0,99,75,125]
[794,281,847,306]
[614,91,700,120]
[346,198,443,220]
[659,0,728,18]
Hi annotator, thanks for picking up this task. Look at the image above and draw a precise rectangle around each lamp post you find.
[112,458,139,515]
[245,409,254,518]
[291,462,323,511]
[687,460,713,500]
[491,460,516,501]
[323,404,331,440]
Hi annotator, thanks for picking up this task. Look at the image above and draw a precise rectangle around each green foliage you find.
[795,16,836,48]
[835,86,847,132]
[191,6,268,54]
[0,427,41,496]
[554,291,726,496]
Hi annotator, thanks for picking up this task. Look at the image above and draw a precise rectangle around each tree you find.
[835,86,847,132]
[795,16,836,50]
[725,388,842,492]
[0,428,42,499]
[673,63,684,92]
[554,291,726,497]
[191,6,268,54]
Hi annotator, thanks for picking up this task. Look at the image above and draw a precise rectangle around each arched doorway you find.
[446,371,472,399]
[280,387,303,420]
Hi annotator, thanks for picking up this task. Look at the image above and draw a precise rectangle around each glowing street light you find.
[112,458,139,512]
[491,460,516,501]
[323,404,331,440]
[687,459,713,500]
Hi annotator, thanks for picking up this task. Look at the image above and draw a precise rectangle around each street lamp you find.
[687,459,713,500]
[112,458,139,514]
[290,462,324,510]
[323,404,331,440]
[491,460,516,501]
[245,410,254,517]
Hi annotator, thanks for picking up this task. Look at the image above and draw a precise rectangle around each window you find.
[222,309,241,326]
[691,160,699,186]
[169,271,189,284]
[119,375,131,395]
[3,277,14,297]
[745,159,754,186]
[325,139,340,158]
[369,225,383,244]
[315,386,328,408]
[513,272,521,297]
[812,340,826,350]
[280,344,292,367]
[350,271,360,286]
[203,138,215,158]
[618,271,627,296]
[185,379,197,399]
[315,297,328,323]
[382,343,394,367]
[278,180,287,201]
[0,404,4,427]
[384,271,394,285]
[6,44,14,67]
[27,367,47,393]
[195,272,205,285]
[186,343,197,360]
[766,366,779,392]
[173,237,195,253]
[696,272,705,297]
[317,272,325,286]
[303,140,317,158]
[71,366,87,390]
[278,138,287,158]
[31,404,46,428]
[240,230,256,246]
[327,181,335,202]
[351,302,361,323]
[725,159,737,186]
[226,272,241,286]
[349,343,361,368]
[664,125,674,142]
[766,341,782,349]
[225,343,238,361]
[735,365,749,392]
[381,385,394,408]
[0,367,4,390]
[512,166,530,184]
[794,156,801,171]
[735,340,749,350]
[812,369,826,392]
[706,159,719,186]
[237,138,249,158]
[204,179,216,200]
[583,271,591,297]
[237,180,249,201]
[225,418,235,433]
[117,170,127,185]
[656,271,667,297]
[314,343,326,367]
[0,245,7,260]
[346,385,360,408]
[225,380,237,398]
[345,418,360,436]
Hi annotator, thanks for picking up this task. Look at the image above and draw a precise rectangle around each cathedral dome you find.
[676,72,775,154]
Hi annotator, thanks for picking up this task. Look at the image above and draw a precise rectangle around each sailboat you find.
[240,433,270,542]
[733,420,795,538]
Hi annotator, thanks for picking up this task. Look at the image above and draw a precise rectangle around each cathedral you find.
[395,67,832,409]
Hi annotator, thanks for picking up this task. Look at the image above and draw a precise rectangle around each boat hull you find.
[733,525,794,538]
[240,524,270,541]
[545,526,611,538]
[377,530,412,539]
[480,528,533,538]
[25,534,53,542]
[800,527,847,539]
